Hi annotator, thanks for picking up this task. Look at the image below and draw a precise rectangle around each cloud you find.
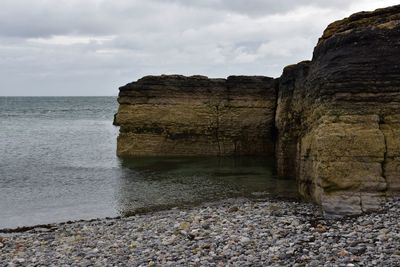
[0,0,397,95]
[153,0,354,16]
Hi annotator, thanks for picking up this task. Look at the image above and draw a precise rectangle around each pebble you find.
[0,197,399,266]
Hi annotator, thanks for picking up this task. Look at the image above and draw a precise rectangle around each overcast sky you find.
[0,0,398,96]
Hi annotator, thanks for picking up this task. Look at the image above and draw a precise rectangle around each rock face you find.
[115,5,400,216]
[114,75,277,156]
[275,61,310,179]
[275,5,400,216]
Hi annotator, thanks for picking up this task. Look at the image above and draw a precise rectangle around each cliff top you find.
[318,4,400,44]
[119,74,274,91]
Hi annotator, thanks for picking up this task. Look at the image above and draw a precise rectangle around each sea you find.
[0,97,298,229]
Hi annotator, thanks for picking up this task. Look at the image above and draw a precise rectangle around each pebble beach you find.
[1,198,399,267]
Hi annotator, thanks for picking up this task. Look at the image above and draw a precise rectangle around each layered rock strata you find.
[115,5,400,215]
[114,75,277,156]
[275,5,400,216]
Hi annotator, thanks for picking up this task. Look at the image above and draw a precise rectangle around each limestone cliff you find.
[114,75,277,156]
[115,5,400,216]
[276,4,400,216]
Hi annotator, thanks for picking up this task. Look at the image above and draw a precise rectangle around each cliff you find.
[114,5,400,216]
[276,5,400,216]
[114,75,277,156]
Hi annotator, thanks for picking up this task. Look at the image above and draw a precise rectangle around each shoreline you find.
[0,196,302,234]
[1,197,399,266]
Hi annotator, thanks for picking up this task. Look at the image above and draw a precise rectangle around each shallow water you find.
[0,97,298,229]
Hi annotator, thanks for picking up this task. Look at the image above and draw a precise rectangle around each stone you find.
[239,237,251,244]
[178,222,190,231]
[228,206,239,213]
[162,235,177,246]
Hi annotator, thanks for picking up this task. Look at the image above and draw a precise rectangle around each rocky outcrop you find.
[276,5,400,216]
[115,5,400,216]
[275,61,310,179]
[114,75,277,156]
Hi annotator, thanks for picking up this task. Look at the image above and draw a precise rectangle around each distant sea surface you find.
[0,97,298,229]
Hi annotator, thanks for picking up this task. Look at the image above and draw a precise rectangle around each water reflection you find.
[116,157,299,216]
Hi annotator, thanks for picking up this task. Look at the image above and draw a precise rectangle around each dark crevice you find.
[214,105,221,156]
[271,78,280,146]
[378,116,389,190]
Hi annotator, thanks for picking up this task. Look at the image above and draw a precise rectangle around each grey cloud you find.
[152,0,353,16]
[0,0,397,96]
[0,1,111,38]
[0,0,225,38]
[0,0,353,39]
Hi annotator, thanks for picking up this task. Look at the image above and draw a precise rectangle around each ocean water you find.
[0,97,298,229]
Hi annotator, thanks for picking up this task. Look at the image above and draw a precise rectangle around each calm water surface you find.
[0,97,298,229]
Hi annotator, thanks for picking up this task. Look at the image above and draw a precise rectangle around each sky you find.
[0,0,398,96]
